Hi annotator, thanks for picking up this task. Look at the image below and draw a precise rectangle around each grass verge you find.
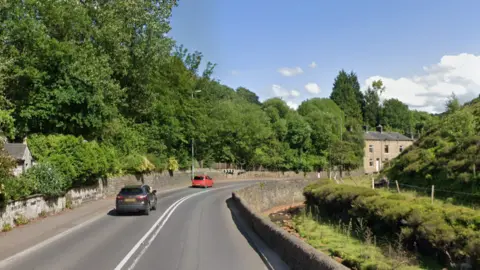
[289,208,441,270]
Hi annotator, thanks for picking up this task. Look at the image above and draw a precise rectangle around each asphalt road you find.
[0,181,289,270]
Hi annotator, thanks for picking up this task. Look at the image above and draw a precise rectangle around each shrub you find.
[13,214,29,226]
[23,163,70,198]
[167,157,179,172]
[304,182,480,268]
[121,154,155,174]
[28,134,122,187]
[2,223,11,232]
[1,176,36,201]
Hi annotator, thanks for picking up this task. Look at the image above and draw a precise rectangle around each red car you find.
[191,175,214,188]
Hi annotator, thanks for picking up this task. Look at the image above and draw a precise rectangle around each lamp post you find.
[191,89,202,180]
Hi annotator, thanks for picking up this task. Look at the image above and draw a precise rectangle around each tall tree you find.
[445,92,461,114]
[363,80,384,128]
[237,87,261,105]
[330,70,364,125]
[382,98,410,133]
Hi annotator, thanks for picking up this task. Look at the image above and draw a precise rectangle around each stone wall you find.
[0,169,350,229]
[103,170,225,197]
[234,179,314,212]
[0,179,104,228]
[231,179,348,270]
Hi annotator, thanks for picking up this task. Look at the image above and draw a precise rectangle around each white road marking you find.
[0,185,195,268]
[115,184,245,270]
[126,194,191,270]
[0,213,105,268]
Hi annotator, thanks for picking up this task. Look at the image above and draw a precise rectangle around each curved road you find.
[0,181,289,270]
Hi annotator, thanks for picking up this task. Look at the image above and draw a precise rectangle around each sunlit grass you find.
[290,208,439,270]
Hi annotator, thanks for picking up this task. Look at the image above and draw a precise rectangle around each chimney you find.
[376,124,383,133]
[363,125,369,133]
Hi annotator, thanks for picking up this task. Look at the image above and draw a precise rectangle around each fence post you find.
[371,178,375,189]
[395,180,401,193]
[431,185,435,204]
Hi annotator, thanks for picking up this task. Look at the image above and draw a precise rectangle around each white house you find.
[4,143,33,176]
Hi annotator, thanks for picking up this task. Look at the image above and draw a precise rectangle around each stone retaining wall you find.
[0,170,310,228]
[231,179,348,270]
[0,179,104,227]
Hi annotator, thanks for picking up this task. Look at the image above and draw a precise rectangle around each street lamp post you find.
[191,90,202,180]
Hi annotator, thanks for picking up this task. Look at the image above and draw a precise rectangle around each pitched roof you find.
[364,131,413,141]
[4,143,28,160]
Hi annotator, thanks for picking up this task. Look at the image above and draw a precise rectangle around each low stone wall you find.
[0,179,104,227]
[103,170,225,197]
[0,169,332,229]
[231,179,348,270]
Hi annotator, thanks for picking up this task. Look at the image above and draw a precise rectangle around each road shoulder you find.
[0,185,189,262]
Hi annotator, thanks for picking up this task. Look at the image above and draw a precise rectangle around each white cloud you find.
[304,83,321,94]
[364,53,480,113]
[271,85,301,109]
[230,70,239,76]
[286,101,299,109]
[277,67,304,77]
[309,61,317,68]
[272,84,301,98]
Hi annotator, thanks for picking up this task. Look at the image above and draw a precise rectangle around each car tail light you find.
[136,195,147,201]
[116,195,124,200]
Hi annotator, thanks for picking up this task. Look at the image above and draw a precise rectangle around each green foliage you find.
[445,92,461,114]
[385,99,480,200]
[0,141,16,180]
[304,182,480,268]
[2,223,12,232]
[381,99,411,134]
[363,80,383,128]
[13,214,29,226]
[330,70,364,124]
[167,157,179,172]
[23,163,70,198]
[28,134,121,186]
[1,176,36,201]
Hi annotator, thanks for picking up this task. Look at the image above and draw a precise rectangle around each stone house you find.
[4,143,33,176]
[363,125,414,174]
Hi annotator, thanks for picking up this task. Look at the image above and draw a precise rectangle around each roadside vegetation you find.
[302,180,480,269]
[292,209,439,270]
[384,95,480,204]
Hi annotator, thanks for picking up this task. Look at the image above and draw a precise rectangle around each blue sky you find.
[170,0,480,112]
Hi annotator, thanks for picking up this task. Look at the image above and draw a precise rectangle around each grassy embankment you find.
[291,209,439,269]
[290,179,480,269]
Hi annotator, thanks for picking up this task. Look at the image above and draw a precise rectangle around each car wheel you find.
[152,200,157,210]
[144,203,150,215]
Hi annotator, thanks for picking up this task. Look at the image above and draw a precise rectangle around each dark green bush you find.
[304,182,480,268]
[23,163,70,198]
[1,176,36,201]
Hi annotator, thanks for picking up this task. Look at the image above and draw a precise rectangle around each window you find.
[369,159,373,166]
[384,145,389,153]
[369,145,373,153]
[399,145,404,152]
[119,188,143,195]
[194,176,205,180]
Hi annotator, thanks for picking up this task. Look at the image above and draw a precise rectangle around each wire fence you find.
[370,179,480,208]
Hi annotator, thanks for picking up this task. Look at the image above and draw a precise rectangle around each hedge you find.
[303,180,480,268]
[0,134,167,204]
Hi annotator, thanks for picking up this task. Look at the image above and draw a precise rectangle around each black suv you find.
[115,184,158,215]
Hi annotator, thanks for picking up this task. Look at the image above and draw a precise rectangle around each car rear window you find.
[193,176,205,180]
[120,187,143,195]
